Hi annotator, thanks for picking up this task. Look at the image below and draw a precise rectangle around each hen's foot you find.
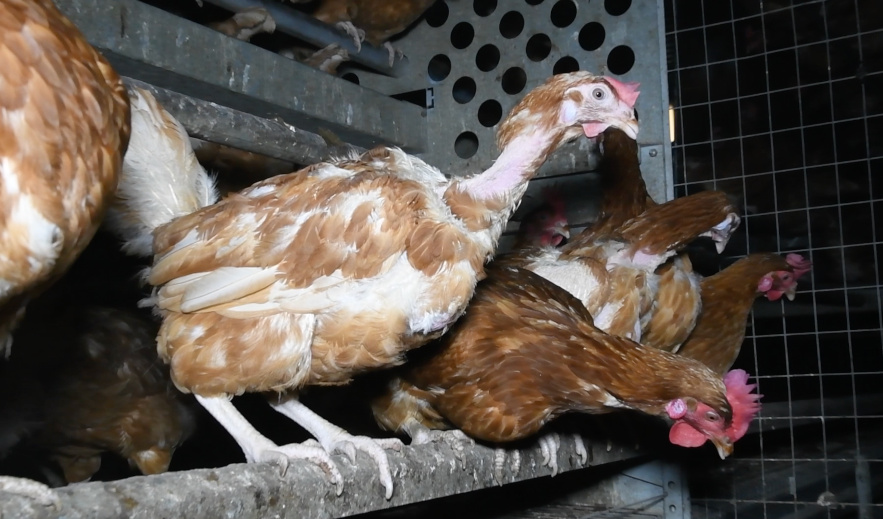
[492,447,522,486]
[0,476,61,510]
[272,398,402,499]
[335,21,365,52]
[537,432,562,476]
[571,433,589,466]
[382,41,405,67]
[411,428,473,459]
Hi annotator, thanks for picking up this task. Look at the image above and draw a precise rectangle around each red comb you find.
[723,369,762,441]
[604,77,640,108]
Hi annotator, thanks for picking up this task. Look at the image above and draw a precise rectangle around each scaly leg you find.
[0,476,60,509]
[270,397,403,499]
[195,395,343,494]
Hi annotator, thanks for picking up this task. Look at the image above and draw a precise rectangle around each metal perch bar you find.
[123,78,363,166]
[0,439,641,519]
[200,0,408,77]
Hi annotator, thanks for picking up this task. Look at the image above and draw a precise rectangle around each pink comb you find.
[723,369,762,441]
[604,77,641,108]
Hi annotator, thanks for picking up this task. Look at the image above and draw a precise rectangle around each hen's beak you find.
[785,284,798,301]
[711,436,734,459]
[556,224,571,240]
[619,117,639,139]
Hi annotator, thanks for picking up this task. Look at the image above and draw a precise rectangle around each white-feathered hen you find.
[107,73,638,499]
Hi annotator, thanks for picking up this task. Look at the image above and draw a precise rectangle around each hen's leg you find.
[195,395,343,493]
[270,397,403,499]
[335,22,365,52]
[572,433,589,466]
[0,476,60,509]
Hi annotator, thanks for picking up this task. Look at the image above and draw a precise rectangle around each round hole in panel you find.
[526,33,552,62]
[425,1,449,27]
[451,22,475,49]
[453,76,477,104]
[501,67,527,95]
[428,54,452,81]
[455,131,479,159]
[579,22,605,51]
[341,73,359,85]
[524,0,544,5]
[478,100,503,127]
[474,0,497,16]
[475,44,501,72]
[499,11,524,39]
[607,45,635,74]
[553,56,579,74]
[550,0,577,28]
[604,0,631,16]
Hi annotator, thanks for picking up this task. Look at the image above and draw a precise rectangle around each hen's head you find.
[515,188,570,248]
[497,72,640,150]
[666,369,761,458]
[758,253,812,301]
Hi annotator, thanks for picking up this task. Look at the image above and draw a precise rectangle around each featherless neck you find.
[461,131,561,201]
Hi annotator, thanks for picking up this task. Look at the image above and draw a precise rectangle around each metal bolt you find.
[649,149,658,157]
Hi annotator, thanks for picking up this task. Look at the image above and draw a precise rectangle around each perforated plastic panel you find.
[346,0,672,194]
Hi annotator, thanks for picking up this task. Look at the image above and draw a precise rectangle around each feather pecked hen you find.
[500,127,740,344]
[371,264,739,459]
[0,0,130,357]
[107,73,639,498]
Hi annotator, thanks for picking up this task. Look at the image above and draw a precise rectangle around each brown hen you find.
[2,306,194,484]
[0,0,130,356]
[372,264,742,459]
[107,74,639,498]
[678,253,812,376]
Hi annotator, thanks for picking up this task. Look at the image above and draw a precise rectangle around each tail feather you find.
[106,88,218,257]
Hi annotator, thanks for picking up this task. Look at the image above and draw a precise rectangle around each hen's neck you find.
[460,131,560,201]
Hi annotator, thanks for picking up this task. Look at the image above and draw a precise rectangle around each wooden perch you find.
[0,437,641,519]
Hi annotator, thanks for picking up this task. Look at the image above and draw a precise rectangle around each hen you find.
[308,0,438,66]
[372,264,753,460]
[0,0,130,357]
[0,306,194,484]
[507,189,740,342]
[561,127,706,351]
[677,253,813,376]
[107,73,639,498]
[511,187,570,250]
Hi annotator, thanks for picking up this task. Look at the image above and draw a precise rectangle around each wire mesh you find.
[664,0,883,517]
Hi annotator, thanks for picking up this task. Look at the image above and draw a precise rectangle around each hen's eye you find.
[706,411,720,422]
[592,87,606,100]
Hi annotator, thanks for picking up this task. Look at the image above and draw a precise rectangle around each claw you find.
[572,434,588,466]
